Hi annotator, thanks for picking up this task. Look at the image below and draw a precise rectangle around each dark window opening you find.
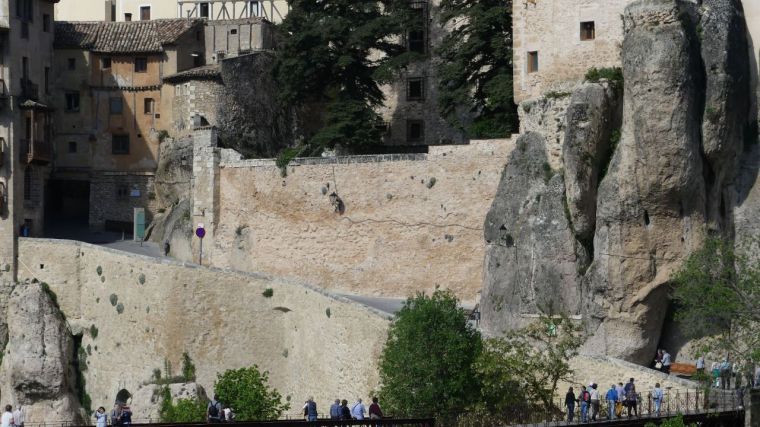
[23,168,31,201]
[44,67,49,94]
[407,78,424,101]
[109,97,123,115]
[43,13,51,32]
[116,185,129,198]
[112,134,130,155]
[230,29,238,35]
[407,120,424,142]
[644,210,650,226]
[580,21,595,41]
[407,5,426,54]
[527,51,539,73]
[249,1,260,17]
[22,56,28,79]
[68,141,77,153]
[144,98,154,115]
[102,57,111,69]
[199,2,210,18]
[193,53,204,67]
[134,57,147,72]
[124,13,132,21]
[65,92,80,112]
[67,58,76,71]
[140,6,151,20]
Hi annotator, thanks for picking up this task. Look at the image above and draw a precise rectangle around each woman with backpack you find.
[580,385,591,423]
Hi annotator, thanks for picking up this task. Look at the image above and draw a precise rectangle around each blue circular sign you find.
[196,227,206,238]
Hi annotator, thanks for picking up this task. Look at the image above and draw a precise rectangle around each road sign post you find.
[196,224,206,265]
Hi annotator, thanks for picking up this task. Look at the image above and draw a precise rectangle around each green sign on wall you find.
[134,208,145,241]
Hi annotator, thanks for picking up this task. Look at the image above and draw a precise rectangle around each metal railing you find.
[26,419,435,427]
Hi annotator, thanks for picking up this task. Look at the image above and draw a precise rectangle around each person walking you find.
[624,378,638,417]
[305,397,318,422]
[696,355,705,376]
[565,387,576,422]
[652,383,664,417]
[94,407,108,427]
[111,403,123,427]
[340,400,351,420]
[329,399,342,420]
[207,395,223,423]
[662,350,672,375]
[351,398,365,420]
[368,397,383,420]
[615,382,625,418]
[11,407,23,427]
[590,384,600,421]
[580,385,590,423]
[654,349,664,370]
[720,359,732,389]
[605,384,617,420]
[1,406,13,427]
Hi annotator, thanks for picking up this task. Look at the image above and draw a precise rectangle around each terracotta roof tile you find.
[55,19,203,53]
[163,64,222,83]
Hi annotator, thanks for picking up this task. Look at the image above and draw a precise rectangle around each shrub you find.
[89,325,99,339]
[262,288,274,298]
[116,303,124,314]
[158,386,207,423]
[214,366,290,420]
[109,294,118,306]
[181,352,196,382]
[585,67,623,86]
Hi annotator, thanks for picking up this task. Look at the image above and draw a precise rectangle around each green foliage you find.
[96,266,103,276]
[274,0,416,152]
[377,290,482,420]
[585,67,624,86]
[645,414,696,427]
[275,146,303,177]
[41,282,60,309]
[181,352,196,382]
[116,303,124,314]
[138,274,146,285]
[476,316,582,413]
[153,368,162,381]
[214,366,290,421]
[158,386,207,423]
[262,288,274,298]
[109,294,118,306]
[437,0,518,138]
[673,238,760,366]
[542,162,554,184]
[705,106,721,124]
[325,307,331,318]
[544,91,571,100]
[157,130,170,143]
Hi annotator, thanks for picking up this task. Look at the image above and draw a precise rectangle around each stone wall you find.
[171,78,225,138]
[191,135,514,302]
[16,238,389,420]
[89,172,158,231]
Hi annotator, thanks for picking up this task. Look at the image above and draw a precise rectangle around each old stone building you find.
[51,19,204,232]
[513,0,760,103]
[0,0,58,278]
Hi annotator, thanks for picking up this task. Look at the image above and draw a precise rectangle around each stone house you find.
[51,19,204,232]
[0,0,57,275]
[513,0,760,103]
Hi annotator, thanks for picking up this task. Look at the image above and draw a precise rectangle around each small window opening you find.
[407,120,424,143]
[580,21,596,41]
[644,210,650,226]
[102,57,111,69]
[124,12,132,21]
[527,51,539,73]
[68,141,77,153]
[407,78,424,101]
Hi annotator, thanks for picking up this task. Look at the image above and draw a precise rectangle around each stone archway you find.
[115,389,131,405]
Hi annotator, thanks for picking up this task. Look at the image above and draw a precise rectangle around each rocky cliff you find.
[481,0,755,363]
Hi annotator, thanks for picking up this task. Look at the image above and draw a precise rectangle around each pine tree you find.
[437,0,518,138]
[274,0,418,152]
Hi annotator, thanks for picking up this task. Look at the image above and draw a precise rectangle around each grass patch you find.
[89,325,99,339]
[545,91,571,100]
[262,288,274,298]
[585,67,623,86]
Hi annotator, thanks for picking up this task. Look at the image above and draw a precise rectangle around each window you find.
[580,21,595,41]
[193,53,203,67]
[44,67,49,94]
[124,13,132,21]
[23,168,31,201]
[116,185,129,198]
[249,1,260,17]
[527,51,539,73]
[407,77,424,101]
[112,134,130,155]
[16,0,32,21]
[68,141,77,153]
[65,92,80,112]
[407,120,424,142]
[109,97,123,115]
[67,58,76,71]
[101,57,111,69]
[144,98,154,115]
[230,29,237,35]
[22,57,28,79]
[140,6,151,20]
[43,14,50,32]
[134,57,147,72]
[407,6,426,54]
[199,2,210,18]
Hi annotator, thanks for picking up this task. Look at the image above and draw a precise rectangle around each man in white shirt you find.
[350,398,365,420]
[1,405,14,427]
[11,407,22,427]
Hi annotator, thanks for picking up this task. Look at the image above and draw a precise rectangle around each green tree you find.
[644,414,697,427]
[672,238,760,366]
[213,366,289,421]
[158,387,207,423]
[437,0,518,138]
[181,352,196,382]
[474,316,582,414]
[377,290,482,420]
[274,0,417,152]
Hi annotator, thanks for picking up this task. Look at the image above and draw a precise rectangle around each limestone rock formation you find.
[563,83,623,242]
[482,0,754,363]
[0,283,84,424]
[131,382,208,422]
[480,132,585,333]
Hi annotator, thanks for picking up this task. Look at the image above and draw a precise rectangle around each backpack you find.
[208,403,220,418]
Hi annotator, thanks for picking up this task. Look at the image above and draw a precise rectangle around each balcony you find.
[20,79,38,101]
[20,139,51,165]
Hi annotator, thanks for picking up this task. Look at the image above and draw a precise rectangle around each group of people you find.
[0,406,24,427]
[309,397,383,421]
[206,395,235,423]
[565,378,645,423]
[94,402,133,427]
[653,349,672,374]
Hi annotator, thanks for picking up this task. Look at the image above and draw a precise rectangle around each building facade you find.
[52,19,204,232]
[0,0,57,277]
[513,0,760,103]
